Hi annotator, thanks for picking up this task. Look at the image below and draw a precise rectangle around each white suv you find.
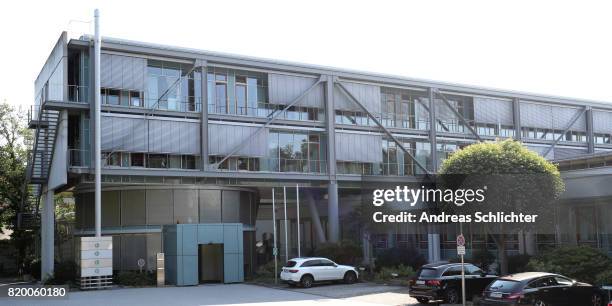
[280,257,359,288]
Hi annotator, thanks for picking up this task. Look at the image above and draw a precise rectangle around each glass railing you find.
[40,83,89,104]
[335,111,431,130]
[215,158,327,174]
[208,104,323,122]
[144,97,202,113]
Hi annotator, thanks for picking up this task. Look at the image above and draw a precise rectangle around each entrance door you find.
[199,244,224,283]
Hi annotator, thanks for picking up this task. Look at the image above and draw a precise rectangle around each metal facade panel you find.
[208,124,268,157]
[552,106,586,131]
[593,110,612,133]
[474,97,513,125]
[144,120,200,154]
[110,55,123,89]
[100,53,112,89]
[101,53,147,91]
[335,132,383,163]
[334,82,381,113]
[101,116,113,150]
[268,74,324,108]
[521,102,553,129]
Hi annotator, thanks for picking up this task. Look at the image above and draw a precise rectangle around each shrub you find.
[253,260,278,282]
[507,254,531,274]
[373,265,416,282]
[595,268,612,286]
[114,271,155,287]
[526,246,611,284]
[53,261,77,284]
[311,240,362,265]
[29,259,41,280]
[374,247,426,271]
[471,247,496,272]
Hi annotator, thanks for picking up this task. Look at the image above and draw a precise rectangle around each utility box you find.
[78,236,113,289]
[157,253,165,287]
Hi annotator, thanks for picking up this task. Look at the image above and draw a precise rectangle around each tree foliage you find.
[438,139,565,274]
[0,100,34,273]
[526,246,612,284]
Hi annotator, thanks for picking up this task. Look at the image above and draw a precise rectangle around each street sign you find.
[456,234,465,247]
[457,245,466,255]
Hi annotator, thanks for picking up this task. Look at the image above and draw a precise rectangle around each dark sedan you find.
[409,262,497,304]
[478,272,603,306]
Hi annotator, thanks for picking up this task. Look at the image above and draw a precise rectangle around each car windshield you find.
[285,260,297,268]
[418,268,439,278]
[488,279,522,293]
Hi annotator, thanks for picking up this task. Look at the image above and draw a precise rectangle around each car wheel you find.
[415,297,429,304]
[300,275,314,288]
[591,293,602,306]
[343,271,357,284]
[445,288,459,304]
[533,299,546,306]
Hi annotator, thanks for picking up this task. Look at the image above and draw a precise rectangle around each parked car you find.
[279,257,359,288]
[409,262,497,304]
[478,272,604,306]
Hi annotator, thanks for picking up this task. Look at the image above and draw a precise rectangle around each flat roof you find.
[73,34,612,110]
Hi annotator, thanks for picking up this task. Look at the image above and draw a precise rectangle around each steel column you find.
[327,181,340,243]
[198,60,208,170]
[41,187,55,281]
[429,88,438,172]
[513,98,522,141]
[586,106,595,153]
[93,9,101,237]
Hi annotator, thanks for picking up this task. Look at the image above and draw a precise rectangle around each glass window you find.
[182,155,196,169]
[169,155,181,169]
[554,276,573,286]
[107,89,120,105]
[130,91,142,107]
[121,91,129,106]
[148,154,167,168]
[236,84,247,115]
[215,83,227,111]
[131,153,145,167]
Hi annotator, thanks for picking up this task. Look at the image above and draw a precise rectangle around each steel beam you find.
[335,81,431,175]
[433,89,482,141]
[542,106,587,157]
[325,75,337,178]
[213,76,325,169]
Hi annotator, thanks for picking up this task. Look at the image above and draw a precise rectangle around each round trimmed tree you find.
[438,139,564,275]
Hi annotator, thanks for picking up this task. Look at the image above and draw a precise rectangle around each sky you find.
[1,0,612,107]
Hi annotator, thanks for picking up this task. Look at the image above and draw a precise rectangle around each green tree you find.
[0,100,34,274]
[526,246,611,284]
[438,139,564,275]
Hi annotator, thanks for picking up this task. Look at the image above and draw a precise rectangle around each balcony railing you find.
[38,84,89,104]
[208,104,323,122]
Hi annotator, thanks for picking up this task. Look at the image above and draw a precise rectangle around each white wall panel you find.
[474,97,513,125]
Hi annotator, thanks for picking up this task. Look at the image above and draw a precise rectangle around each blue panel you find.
[223,253,243,283]
[222,224,240,252]
[182,224,198,256]
[197,224,223,244]
[182,255,198,286]
[176,226,183,256]
[165,255,177,285]
[176,255,184,286]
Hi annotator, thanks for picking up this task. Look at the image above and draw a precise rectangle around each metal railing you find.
[38,83,89,104]
[214,157,328,174]
[144,97,202,113]
[69,149,90,167]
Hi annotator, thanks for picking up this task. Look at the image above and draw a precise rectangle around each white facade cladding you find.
[268,73,324,108]
[208,123,268,157]
[520,102,587,130]
[34,33,66,103]
[334,81,381,112]
[101,114,200,154]
[335,132,383,163]
[100,53,147,91]
[473,96,513,125]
